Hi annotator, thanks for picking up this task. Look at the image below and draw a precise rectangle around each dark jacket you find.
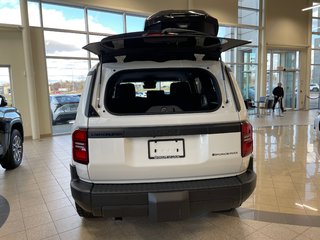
[273,86,284,98]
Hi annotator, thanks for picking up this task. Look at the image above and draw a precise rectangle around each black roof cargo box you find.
[144,10,219,36]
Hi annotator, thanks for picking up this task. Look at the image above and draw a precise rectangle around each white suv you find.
[70,10,256,221]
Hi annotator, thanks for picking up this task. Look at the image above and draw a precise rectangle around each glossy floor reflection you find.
[250,125,320,214]
[1,110,320,239]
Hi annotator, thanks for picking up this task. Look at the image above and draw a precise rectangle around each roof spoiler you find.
[84,29,250,63]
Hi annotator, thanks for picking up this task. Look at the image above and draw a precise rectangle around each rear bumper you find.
[70,158,256,221]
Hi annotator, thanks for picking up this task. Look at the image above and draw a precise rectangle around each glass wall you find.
[87,9,124,34]
[35,1,146,133]
[28,1,41,27]
[311,2,320,109]
[46,59,88,94]
[0,0,21,25]
[41,3,146,95]
[40,3,88,132]
[238,0,260,26]
[126,14,146,32]
[219,0,260,101]
[267,50,300,110]
[42,3,86,31]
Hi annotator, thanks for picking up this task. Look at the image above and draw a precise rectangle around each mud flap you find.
[148,191,190,222]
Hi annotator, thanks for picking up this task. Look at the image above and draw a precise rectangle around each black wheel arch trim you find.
[10,119,24,137]
[1,116,23,155]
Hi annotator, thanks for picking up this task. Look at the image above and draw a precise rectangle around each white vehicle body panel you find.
[86,133,244,183]
[73,61,249,183]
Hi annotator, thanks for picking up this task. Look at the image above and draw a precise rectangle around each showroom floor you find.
[1,110,320,240]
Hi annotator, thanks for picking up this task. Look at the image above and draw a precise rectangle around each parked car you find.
[310,83,320,92]
[70,10,256,221]
[50,94,80,125]
[0,95,24,170]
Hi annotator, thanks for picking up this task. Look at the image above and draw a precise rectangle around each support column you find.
[20,0,40,140]
[258,0,266,102]
[305,0,313,110]
[187,0,194,9]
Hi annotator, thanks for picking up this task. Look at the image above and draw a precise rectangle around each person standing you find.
[272,82,285,112]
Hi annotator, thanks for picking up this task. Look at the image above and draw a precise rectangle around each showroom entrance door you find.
[266,50,300,110]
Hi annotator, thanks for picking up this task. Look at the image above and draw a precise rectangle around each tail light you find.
[72,128,88,164]
[241,121,253,157]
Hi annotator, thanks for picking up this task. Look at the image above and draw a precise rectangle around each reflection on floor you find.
[52,123,72,135]
[1,110,320,239]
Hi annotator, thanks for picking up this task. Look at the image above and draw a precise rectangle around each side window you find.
[105,68,221,114]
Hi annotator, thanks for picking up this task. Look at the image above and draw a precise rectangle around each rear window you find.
[105,68,221,115]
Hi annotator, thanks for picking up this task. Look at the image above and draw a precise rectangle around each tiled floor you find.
[1,110,320,239]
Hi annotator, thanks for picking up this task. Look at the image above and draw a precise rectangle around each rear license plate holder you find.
[148,139,185,159]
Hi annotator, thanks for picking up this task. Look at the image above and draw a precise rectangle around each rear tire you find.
[75,203,95,218]
[1,129,23,170]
